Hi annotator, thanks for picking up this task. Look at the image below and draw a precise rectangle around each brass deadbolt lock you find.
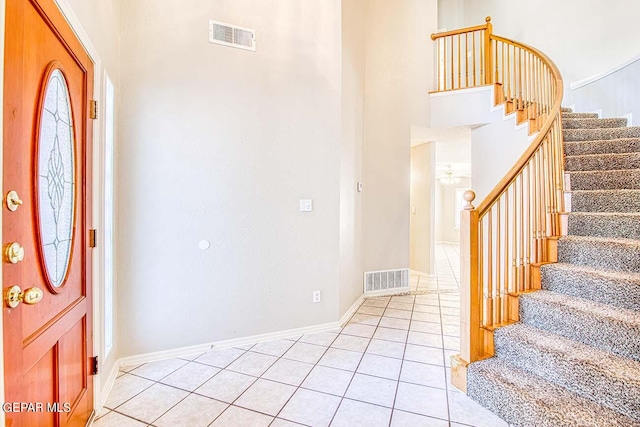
[5,242,25,264]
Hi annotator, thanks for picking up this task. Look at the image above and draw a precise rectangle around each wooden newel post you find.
[483,16,493,85]
[451,189,482,393]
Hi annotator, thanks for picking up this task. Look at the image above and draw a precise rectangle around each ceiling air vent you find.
[209,20,256,51]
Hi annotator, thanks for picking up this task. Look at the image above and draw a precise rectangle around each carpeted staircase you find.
[465,108,640,427]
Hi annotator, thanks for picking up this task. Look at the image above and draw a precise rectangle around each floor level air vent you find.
[209,20,256,51]
[364,269,410,297]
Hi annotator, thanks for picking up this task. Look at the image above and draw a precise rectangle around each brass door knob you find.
[5,242,25,264]
[6,190,23,212]
[5,286,43,308]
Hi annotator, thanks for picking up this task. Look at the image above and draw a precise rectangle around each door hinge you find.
[91,356,99,375]
[89,100,98,120]
[89,229,97,248]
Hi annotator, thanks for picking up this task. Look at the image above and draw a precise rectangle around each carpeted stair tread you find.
[562,112,599,119]
[518,290,640,361]
[565,152,640,172]
[570,189,640,213]
[540,263,640,311]
[561,107,573,112]
[494,323,640,421]
[558,235,640,273]
[564,138,640,156]
[568,212,640,239]
[562,118,627,129]
[467,358,640,427]
[563,126,640,142]
[567,168,640,190]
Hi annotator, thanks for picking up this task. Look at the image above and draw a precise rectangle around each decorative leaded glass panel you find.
[37,69,75,288]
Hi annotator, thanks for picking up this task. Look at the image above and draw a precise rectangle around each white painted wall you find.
[118,0,342,357]
[410,143,435,273]
[567,58,640,124]
[339,0,367,315]
[430,87,531,202]
[461,1,640,87]
[362,0,437,273]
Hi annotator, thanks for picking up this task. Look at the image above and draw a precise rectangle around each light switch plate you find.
[300,199,313,212]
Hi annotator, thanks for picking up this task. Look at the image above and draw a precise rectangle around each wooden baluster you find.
[496,201,502,324]
[484,17,493,84]
[486,211,493,328]
[450,35,455,90]
[465,32,469,88]
[472,31,477,86]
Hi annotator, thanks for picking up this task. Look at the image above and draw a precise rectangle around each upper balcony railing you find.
[431,18,565,392]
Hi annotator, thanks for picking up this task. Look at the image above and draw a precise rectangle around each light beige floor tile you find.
[96,407,110,419]
[301,365,354,396]
[299,331,339,346]
[278,388,341,427]
[369,296,391,302]
[104,374,154,409]
[250,339,295,357]
[116,371,126,378]
[366,339,405,359]
[178,352,204,361]
[394,382,448,420]
[413,304,440,314]
[331,334,370,352]
[159,362,220,391]
[331,399,392,427]
[390,409,449,427]
[154,393,228,427]
[234,379,296,416]
[440,307,460,316]
[345,373,398,407]
[234,343,255,351]
[441,314,460,325]
[261,358,314,386]
[387,302,413,311]
[443,336,460,351]
[411,311,441,323]
[270,419,306,426]
[383,308,412,320]
[448,390,509,427]
[410,320,442,335]
[357,354,402,380]
[196,347,246,369]
[378,317,411,330]
[341,323,376,338]
[93,411,146,427]
[362,299,389,308]
[439,293,460,301]
[406,331,443,348]
[119,363,142,373]
[444,349,457,367]
[282,342,327,364]
[400,361,446,389]
[317,348,363,371]
[195,370,256,403]
[440,300,461,308]
[226,351,278,377]
[210,405,273,427]
[443,324,460,337]
[116,383,188,424]
[128,358,188,381]
[372,327,408,343]
[357,306,385,316]
[391,295,415,304]
[348,313,381,326]
[403,344,444,366]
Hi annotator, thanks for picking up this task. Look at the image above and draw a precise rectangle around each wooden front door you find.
[3,0,94,426]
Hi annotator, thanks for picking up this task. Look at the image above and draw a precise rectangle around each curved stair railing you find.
[431,18,565,392]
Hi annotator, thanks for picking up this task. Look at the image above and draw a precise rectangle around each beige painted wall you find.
[118,0,342,356]
[339,0,367,315]
[461,0,640,86]
[362,0,438,273]
[410,143,435,273]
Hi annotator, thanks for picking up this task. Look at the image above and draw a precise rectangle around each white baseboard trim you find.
[570,54,640,90]
[364,286,411,298]
[94,361,120,415]
[118,295,365,367]
[339,294,365,326]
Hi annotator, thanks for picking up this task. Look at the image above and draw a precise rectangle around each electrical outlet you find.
[313,290,321,303]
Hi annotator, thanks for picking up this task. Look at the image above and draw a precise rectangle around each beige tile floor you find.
[93,244,507,427]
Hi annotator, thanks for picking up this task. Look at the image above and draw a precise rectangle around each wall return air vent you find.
[364,268,410,297]
[209,20,256,51]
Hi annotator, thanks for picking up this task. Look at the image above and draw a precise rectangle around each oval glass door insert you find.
[37,68,75,288]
